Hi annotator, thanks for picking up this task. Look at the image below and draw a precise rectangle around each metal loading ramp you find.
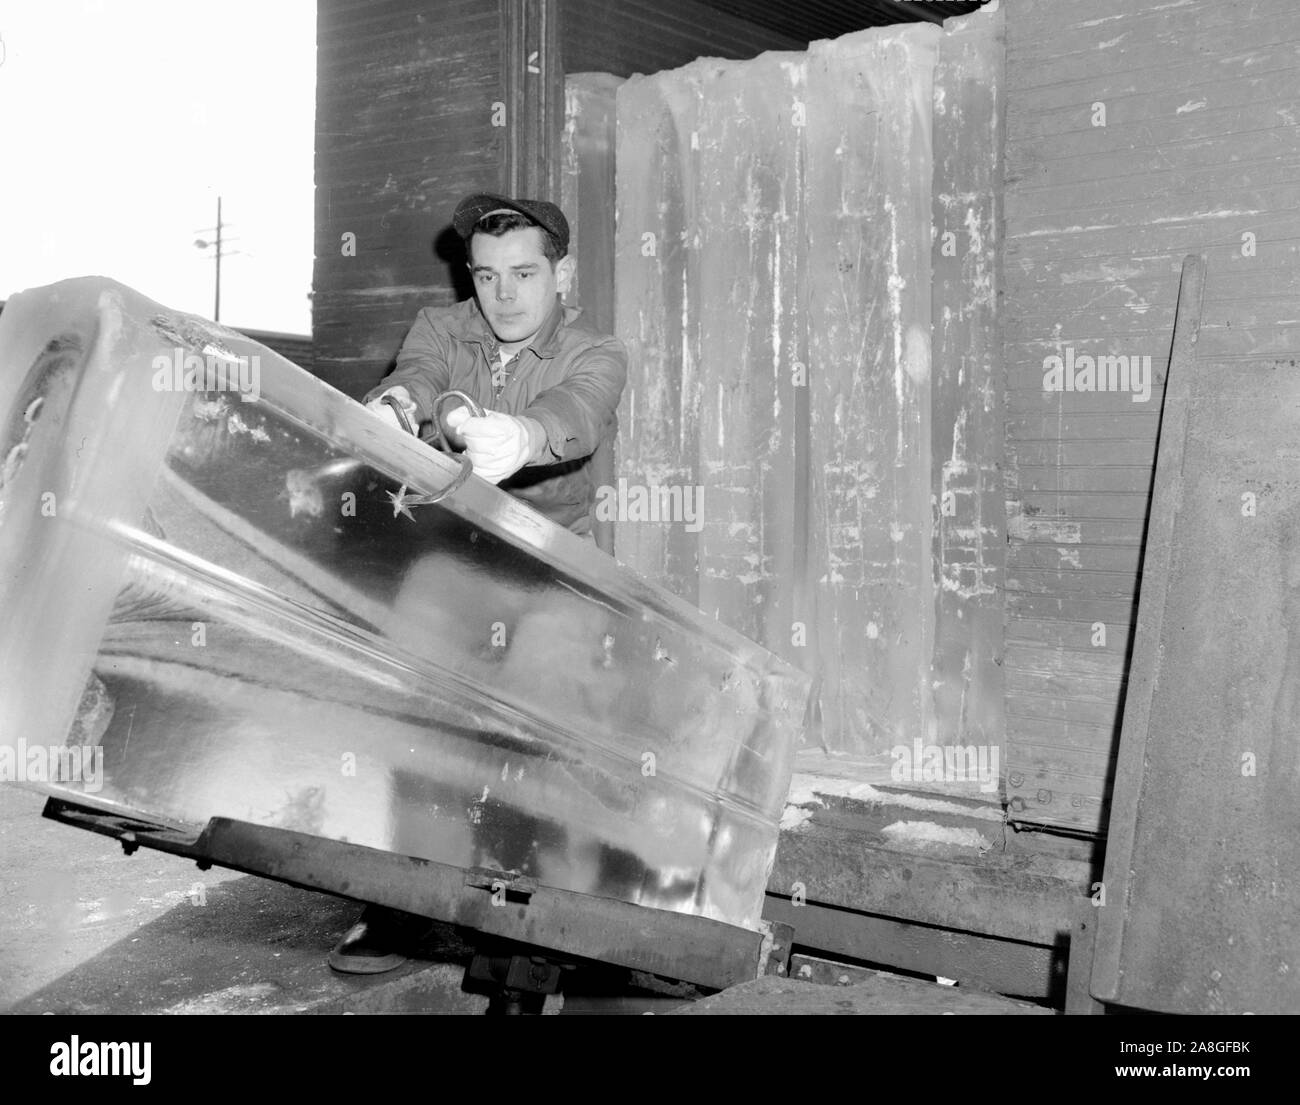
[0,277,812,993]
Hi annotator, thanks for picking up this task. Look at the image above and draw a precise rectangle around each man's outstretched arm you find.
[361,308,453,422]
[519,337,628,465]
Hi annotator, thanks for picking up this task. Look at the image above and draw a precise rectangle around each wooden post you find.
[501,0,563,202]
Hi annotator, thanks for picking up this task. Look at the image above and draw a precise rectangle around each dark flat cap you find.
[453,193,570,254]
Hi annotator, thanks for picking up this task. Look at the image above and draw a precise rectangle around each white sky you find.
[0,0,316,333]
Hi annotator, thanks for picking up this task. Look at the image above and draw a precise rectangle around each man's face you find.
[469,227,574,351]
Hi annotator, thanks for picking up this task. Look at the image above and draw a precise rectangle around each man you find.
[329,194,626,974]
[363,192,626,544]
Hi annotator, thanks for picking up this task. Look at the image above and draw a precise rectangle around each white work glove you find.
[445,407,544,485]
[364,385,419,433]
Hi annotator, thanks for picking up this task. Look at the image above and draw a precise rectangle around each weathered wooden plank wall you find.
[1002,0,1300,830]
[560,0,801,75]
[614,13,1002,759]
[313,0,506,399]
[312,0,798,401]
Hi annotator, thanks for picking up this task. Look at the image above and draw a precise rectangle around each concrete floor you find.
[0,784,1050,1015]
[0,785,496,1014]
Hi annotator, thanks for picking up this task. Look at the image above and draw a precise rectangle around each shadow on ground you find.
[8,875,489,1015]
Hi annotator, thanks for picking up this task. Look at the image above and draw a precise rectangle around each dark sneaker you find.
[327,904,429,975]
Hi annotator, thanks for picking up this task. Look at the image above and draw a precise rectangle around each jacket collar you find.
[450,295,575,359]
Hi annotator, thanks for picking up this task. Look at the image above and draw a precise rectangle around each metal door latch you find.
[464,867,538,901]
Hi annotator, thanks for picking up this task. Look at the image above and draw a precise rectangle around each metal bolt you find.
[1036,788,1052,804]
[1008,772,1024,787]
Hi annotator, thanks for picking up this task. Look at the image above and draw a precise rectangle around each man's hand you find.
[364,386,419,432]
[445,408,545,484]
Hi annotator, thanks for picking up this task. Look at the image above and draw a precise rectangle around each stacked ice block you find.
[0,278,809,931]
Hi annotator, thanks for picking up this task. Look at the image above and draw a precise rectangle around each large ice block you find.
[0,277,810,931]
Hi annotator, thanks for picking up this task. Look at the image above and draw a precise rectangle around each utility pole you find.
[194,196,239,322]
[215,195,222,321]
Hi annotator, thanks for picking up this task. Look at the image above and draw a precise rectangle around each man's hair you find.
[469,211,566,264]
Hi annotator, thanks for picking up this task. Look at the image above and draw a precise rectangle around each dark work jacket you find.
[365,296,627,536]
